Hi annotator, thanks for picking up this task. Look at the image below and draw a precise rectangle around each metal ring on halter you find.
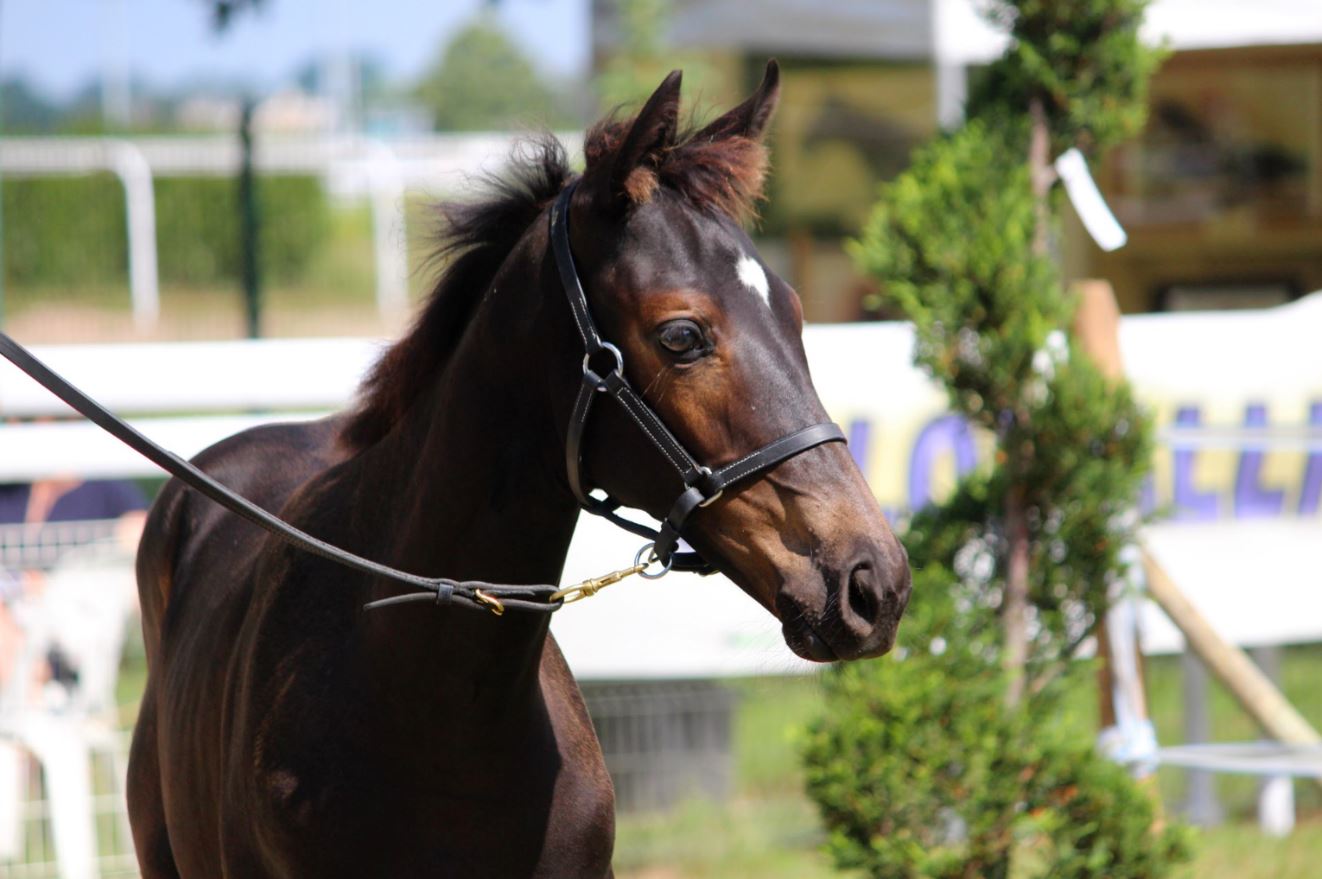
[695,466,724,508]
[582,342,624,391]
[634,542,673,579]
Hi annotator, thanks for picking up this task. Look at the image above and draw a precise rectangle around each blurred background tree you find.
[802,2,1189,876]
[594,0,722,115]
[414,11,576,132]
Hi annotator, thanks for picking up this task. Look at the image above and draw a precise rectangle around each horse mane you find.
[339,137,571,450]
[341,116,769,451]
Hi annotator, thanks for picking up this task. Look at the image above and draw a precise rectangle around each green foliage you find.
[802,574,1192,879]
[3,174,128,286]
[155,176,329,284]
[806,2,1188,877]
[970,0,1165,154]
[594,0,721,113]
[2,175,329,288]
[850,119,1068,429]
[414,14,572,131]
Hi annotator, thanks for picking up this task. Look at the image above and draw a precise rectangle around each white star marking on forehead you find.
[736,254,770,307]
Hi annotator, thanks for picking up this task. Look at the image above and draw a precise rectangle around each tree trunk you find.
[1003,97,1054,708]
[1028,96,1055,257]
[1003,481,1031,706]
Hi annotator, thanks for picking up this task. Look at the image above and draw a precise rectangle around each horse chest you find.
[243,748,614,879]
[233,664,615,878]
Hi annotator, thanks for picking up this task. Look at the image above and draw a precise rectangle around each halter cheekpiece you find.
[550,181,846,574]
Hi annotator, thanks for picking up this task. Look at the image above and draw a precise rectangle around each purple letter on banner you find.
[1234,403,1285,517]
[1172,406,1218,521]
[847,419,870,472]
[908,415,977,510]
[1299,401,1322,516]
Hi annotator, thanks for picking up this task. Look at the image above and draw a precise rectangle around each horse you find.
[127,61,911,878]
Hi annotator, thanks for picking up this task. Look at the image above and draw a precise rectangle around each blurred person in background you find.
[0,463,148,703]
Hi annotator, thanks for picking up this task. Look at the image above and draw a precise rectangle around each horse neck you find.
[356,227,581,721]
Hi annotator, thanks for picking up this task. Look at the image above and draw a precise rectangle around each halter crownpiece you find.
[549,181,846,573]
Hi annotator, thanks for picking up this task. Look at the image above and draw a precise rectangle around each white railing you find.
[0,133,582,327]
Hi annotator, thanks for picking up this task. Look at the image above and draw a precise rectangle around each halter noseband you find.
[549,182,846,574]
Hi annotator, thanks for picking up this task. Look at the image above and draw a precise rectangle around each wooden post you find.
[1072,279,1154,744]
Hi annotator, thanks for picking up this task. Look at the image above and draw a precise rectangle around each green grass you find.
[605,647,1322,879]
[615,794,855,879]
[1145,645,1322,819]
[1177,818,1322,879]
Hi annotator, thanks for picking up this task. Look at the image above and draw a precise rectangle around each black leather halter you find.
[549,182,846,574]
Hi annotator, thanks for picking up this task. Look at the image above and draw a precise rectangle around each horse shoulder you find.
[538,633,616,877]
[137,416,347,618]
[132,416,351,874]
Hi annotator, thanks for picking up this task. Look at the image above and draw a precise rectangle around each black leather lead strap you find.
[0,332,563,615]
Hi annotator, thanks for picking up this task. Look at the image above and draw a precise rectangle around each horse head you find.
[561,62,911,662]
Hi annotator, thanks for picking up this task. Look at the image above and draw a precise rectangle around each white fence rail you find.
[0,133,581,326]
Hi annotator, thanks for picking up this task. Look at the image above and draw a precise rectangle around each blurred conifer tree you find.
[803,3,1192,876]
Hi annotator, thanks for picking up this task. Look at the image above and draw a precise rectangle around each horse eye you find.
[656,320,707,359]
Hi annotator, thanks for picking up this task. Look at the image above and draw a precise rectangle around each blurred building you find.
[592,0,1322,319]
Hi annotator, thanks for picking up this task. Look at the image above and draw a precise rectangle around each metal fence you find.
[0,521,125,575]
[1,521,140,879]
[2,742,138,879]
[582,680,736,813]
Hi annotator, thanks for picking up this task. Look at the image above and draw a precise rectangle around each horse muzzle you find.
[776,542,911,662]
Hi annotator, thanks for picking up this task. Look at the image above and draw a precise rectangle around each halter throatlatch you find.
[550,182,846,574]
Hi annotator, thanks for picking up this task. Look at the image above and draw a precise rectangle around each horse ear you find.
[694,59,781,143]
[595,69,683,209]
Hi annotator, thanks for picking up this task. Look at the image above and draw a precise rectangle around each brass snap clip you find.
[550,561,648,605]
[473,589,505,616]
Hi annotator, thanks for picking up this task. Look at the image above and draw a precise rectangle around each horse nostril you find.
[846,561,879,624]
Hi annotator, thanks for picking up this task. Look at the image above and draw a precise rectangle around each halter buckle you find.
[695,467,724,508]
